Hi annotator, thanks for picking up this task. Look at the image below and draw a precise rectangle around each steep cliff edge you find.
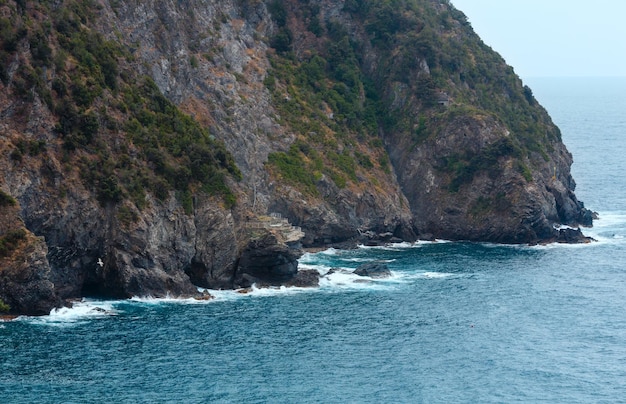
[268,0,594,244]
[0,0,593,315]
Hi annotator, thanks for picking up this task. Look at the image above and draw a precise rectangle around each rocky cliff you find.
[0,0,593,315]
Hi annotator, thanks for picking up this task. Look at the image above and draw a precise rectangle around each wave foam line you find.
[593,211,626,228]
[18,299,120,326]
[357,239,450,251]
[420,271,455,279]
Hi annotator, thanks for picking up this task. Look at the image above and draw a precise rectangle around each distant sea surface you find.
[2,77,626,403]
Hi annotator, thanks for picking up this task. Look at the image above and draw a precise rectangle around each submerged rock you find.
[555,227,594,244]
[284,269,320,288]
[353,262,392,279]
[194,291,214,301]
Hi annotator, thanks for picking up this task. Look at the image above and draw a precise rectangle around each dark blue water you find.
[2,78,626,403]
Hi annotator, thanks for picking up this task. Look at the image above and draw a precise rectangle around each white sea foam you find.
[358,240,450,251]
[387,271,457,282]
[584,233,623,246]
[130,284,327,305]
[19,299,119,326]
[13,264,457,324]
[129,295,199,304]
[553,223,580,231]
[298,252,318,264]
[358,244,407,252]
[592,211,626,228]
[242,284,316,297]
[319,247,340,255]
[420,271,455,279]
[299,248,345,264]
[319,270,395,290]
[194,284,324,302]
[473,212,626,250]
[115,270,410,305]
[535,212,626,248]
[480,242,517,249]
[383,241,415,249]
[527,239,603,251]
[315,267,423,291]
[340,257,374,263]
[298,263,331,273]
[338,257,397,263]
[130,290,241,304]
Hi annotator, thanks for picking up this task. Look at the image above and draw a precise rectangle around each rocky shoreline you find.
[1,228,596,317]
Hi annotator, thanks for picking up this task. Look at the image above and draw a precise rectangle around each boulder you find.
[353,262,392,279]
[556,227,593,244]
[325,267,342,276]
[235,232,303,287]
[284,269,320,288]
[0,232,61,316]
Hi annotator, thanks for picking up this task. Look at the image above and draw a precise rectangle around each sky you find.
[449,0,626,78]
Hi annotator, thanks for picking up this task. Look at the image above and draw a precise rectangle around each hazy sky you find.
[450,0,626,78]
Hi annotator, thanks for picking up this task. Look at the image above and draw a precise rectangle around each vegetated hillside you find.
[0,0,593,315]
[263,0,593,242]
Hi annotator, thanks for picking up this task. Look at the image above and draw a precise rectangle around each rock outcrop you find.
[234,231,302,287]
[0,197,61,315]
[353,262,392,279]
[284,269,320,288]
[387,114,594,243]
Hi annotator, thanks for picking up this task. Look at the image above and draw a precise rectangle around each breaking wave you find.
[17,299,119,327]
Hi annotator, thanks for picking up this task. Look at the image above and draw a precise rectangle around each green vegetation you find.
[0,13,27,84]
[2,0,240,210]
[268,0,292,53]
[190,55,199,68]
[1,0,565,208]
[268,146,319,195]
[11,139,46,161]
[0,229,26,258]
[116,205,139,226]
[338,0,560,188]
[264,2,390,195]
[119,77,241,206]
[0,299,9,313]
[0,190,16,207]
[443,137,525,192]
[518,162,534,182]
[263,0,556,195]
[469,192,510,218]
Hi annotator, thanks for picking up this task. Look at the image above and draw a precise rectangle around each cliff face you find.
[0,0,593,315]
[391,114,591,242]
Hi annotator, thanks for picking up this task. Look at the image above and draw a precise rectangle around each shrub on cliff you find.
[0,299,9,313]
[264,4,390,195]
[0,229,27,258]
[4,0,241,211]
[0,190,16,207]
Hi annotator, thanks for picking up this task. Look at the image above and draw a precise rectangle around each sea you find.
[2,77,626,403]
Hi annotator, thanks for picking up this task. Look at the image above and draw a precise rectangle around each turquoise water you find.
[2,78,626,403]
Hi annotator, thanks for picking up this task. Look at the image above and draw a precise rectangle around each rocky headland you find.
[0,0,594,315]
